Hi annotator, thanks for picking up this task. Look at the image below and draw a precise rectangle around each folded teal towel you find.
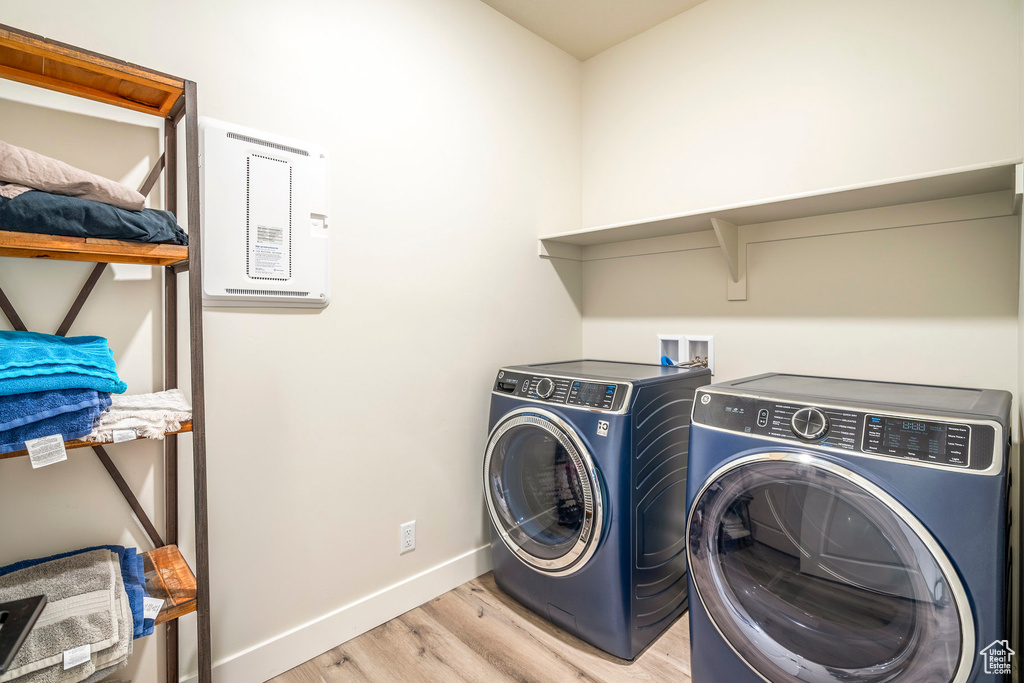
[0,331,127,396]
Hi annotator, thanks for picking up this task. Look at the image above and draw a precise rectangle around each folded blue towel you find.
[0,388,108,431]
[0,331,127,396]
[0,545,149,640]
[0,394,110,454]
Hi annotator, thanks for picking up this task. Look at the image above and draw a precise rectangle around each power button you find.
[757,409,769,427]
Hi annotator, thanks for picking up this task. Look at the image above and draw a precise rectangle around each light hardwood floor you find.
[270,571,692,682]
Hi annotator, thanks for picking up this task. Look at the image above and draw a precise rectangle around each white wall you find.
[581,0,1019,228]
[582,213,1019,393]
[578,0,1022,671]
[0,1,583,681]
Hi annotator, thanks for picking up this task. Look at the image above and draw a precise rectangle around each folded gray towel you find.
[0,141,145,211]
[0,551,122,683]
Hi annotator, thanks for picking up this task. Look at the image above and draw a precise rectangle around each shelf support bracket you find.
[55,263,107,337]
[710,217,746,300]
[0,283,27,332]
[1014,163,1022,216]
[137,153,166,198]
[91,445,165,549]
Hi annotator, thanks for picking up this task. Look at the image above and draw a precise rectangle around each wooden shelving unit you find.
[0,422,193,461]
[0,23,211,683]
[0,230,188,266]
[143,545,197,626]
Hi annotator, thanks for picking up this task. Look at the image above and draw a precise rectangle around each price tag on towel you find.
[63,644,91,669]
[26,434,68,469]
[143,597,165,620]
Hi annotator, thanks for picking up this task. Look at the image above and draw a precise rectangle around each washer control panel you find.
[493,370,628,413]
[692,390,995,472]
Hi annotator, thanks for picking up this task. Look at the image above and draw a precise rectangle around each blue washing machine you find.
[483,360,710,659]
[686,373,1013,683]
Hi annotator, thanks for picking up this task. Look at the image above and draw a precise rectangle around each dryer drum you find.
[687,453,972,683]
[483,409,603,575]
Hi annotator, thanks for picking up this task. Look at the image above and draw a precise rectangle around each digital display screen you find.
[578,382,606,405]
[882,418,947,456]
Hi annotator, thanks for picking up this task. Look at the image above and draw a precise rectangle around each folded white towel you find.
[83,388,192,443]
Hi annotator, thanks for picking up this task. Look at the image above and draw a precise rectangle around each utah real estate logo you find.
[979,640,1014,675]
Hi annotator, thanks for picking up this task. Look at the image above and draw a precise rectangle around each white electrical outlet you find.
[400,521,416,554]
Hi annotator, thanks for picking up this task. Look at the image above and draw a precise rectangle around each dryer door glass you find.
[688,455,970,683]
[484,410,602,574]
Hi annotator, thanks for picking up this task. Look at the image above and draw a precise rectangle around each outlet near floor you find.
[400,521,416,554]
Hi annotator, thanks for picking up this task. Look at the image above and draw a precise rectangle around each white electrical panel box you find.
[199,118,330,308]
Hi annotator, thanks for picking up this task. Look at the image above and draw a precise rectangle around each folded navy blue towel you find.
[0,388,108,431]
[0,545,150,640]
[0,394,110,454]
[0,190,187,245]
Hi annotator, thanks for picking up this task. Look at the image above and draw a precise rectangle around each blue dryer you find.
[483,360,710,659]
[686,373,1013,683]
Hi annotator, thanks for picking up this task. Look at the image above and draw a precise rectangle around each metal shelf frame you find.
[0,23,212,683]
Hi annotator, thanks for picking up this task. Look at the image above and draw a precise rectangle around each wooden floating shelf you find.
[0,23,183,118]
[0,421,192,461]
[142,544,197,625]
[540,161,1021,252]
[0,230,188,267]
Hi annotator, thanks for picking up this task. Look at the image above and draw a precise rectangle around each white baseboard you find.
[181,545,492,683]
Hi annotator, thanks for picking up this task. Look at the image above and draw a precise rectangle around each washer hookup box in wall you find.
[199,118,330,308]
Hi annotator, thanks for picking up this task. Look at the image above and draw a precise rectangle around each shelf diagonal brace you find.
[54,263,107,337]
[91,444,165,549]
[710,217,747,300]
[137,153,166,199]
[0,283,28,332]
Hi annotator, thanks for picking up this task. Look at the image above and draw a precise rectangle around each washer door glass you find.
[484,410,602,574]
[688,454,971,683]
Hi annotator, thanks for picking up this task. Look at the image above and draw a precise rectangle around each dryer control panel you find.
[692,389,997,473]
[493,370,629,413]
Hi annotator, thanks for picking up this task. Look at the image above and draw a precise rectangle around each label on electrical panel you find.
[250,224,288,278]
[26,434,67,469]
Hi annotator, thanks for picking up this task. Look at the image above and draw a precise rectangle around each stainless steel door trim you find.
[685,451,975,683]
[690,388,1005,476]
[482,407,604,575]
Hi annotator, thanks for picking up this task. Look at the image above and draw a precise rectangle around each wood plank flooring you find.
[270,571,692,683]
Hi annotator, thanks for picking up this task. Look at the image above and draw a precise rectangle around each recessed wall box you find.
[199,118,330,308]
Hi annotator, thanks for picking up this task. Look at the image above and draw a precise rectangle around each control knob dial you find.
[791,407,829,441]
[536,377,555,399]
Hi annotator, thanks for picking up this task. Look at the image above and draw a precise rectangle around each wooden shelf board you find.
[0,23,183,117]
[0,230,188,266]
[0,421,192,461]
[540,161,1021,248]
[142,545,197,625]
